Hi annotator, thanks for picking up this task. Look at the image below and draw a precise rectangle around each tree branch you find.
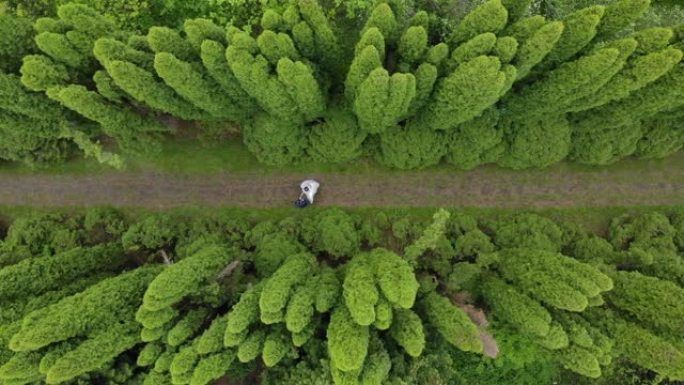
[160,250,173,265]
[217,260,241,280]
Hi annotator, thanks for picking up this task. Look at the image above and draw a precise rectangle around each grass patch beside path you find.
[1,137,682,179]
[1,205,680,236]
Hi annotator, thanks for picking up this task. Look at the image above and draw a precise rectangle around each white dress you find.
[300,180,320,203]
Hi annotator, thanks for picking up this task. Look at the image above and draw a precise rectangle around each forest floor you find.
[0,151,682,209]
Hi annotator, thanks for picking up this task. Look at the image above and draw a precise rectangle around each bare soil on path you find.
[0,156,682,208]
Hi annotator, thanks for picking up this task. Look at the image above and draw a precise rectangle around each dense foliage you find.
[0,0,683,168]
[0,207,682,384]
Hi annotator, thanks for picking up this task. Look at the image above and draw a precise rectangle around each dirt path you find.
[0,161,682,208]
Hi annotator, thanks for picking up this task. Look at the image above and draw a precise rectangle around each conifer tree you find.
[259,253,316,324]
[596,0,651,39]
[183,19,226,51]
[10,266,160,352]
[498,114,571,169]
[446,108,503,169]
[420,56,508,131]
[362,3,399,45]
[153,52,245,120]
[345,45,383,103]
[105,60,206,121]
[542,6,605,68]
[450,0,509,45]
[0,244,125,301]
[296,0,343,75]
[0,15,36,73]
[501,0,532,22]
[482,277,552,338]
[408,63,438,115]
[199,40,258,113]
[34,32,88,69]
[227,31,302,123]
[569,65,684,165]
[513,21,564,79]
[54,85,167,154]
[504,47,624,118]
[242,113,307,166]
[635,116,684,159]
[93,37,155,72]
[492,248,613,312]
[147,26,196,62]
[378,123,446,169]
[420,292,483,353]
[307,107,366,164]
[570,47,682,112]
[276,58,326,122]
[142,244,237,311]
[354,68,415,134]
[450,33,498,65]
[20,55,69,92]
[398,26,428,64]
[328,305,369,373]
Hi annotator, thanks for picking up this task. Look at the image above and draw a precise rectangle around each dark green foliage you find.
[147,26,196,62]
[502,0,533,21]
[513,21,564,79]
[398,26,428,64]
[420,56,509,131]
[450,33,498,65]
[328,305,369,372]
[0,15,36,73]
[142,244,236,311]
[0,208,684,382]
[303,209,360,258]
[446,107,503,169]
[362,3,399,45]
[450,0,510,44]
[242,113,306,167]
[377,122,446,170]
[105,60,205,120]
[0,244,125,300]
[482,277,552,338]
[492,213,563,251]
[597,0,651,38]
[355,68,415,134]
[0,72,70,166]
[498,114,571,169]
[607,271,684,337]
[635,116,684,159]
[307,107,366,164]
[545,6,605,67]
[0,1,682,170]
[10,266,159,351]
[153,52,244,120]
[494,248,613,312]
[54,84,167,154]
[421,291,483,353]
[20,55,69,92]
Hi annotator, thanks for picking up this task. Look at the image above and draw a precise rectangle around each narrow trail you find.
[0,161,682,208]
